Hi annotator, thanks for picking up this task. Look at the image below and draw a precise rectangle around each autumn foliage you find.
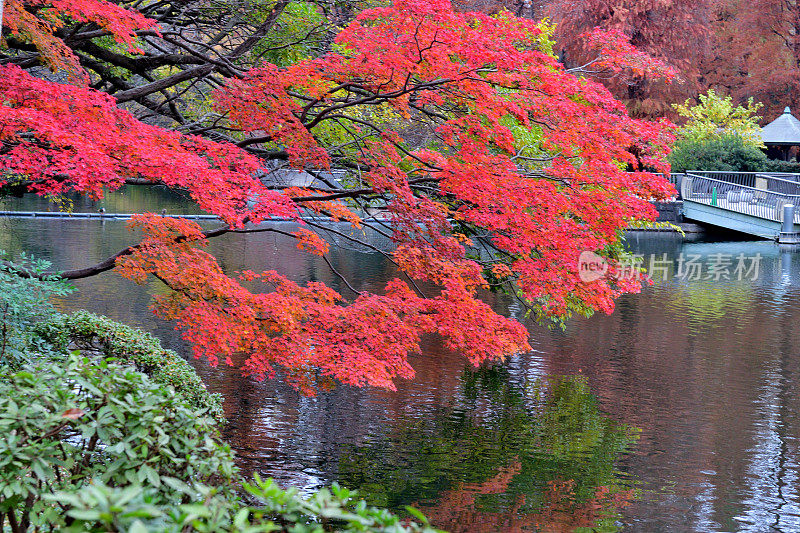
[1,0,674,392]
[543,0,711,117]
[2,0,157,82]
[701,0,800,118]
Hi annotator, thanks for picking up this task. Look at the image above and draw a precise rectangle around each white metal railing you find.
[683,172,800,223]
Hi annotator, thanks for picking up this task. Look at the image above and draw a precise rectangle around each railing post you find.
[783,204,795,233]
[779,204,800,244]
[681,175,693,199]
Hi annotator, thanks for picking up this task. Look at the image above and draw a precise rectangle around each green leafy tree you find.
[672,89,764,146]
[668,89,768,172]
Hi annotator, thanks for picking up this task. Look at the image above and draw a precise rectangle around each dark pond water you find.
[3,190,800,531]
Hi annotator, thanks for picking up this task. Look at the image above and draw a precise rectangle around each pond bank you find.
[627,200,737,239]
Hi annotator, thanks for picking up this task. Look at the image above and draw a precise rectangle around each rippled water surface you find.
[3,190,800,531]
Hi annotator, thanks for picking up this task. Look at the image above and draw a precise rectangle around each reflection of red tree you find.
[416,460,634,533]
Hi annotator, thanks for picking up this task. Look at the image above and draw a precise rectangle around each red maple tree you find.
[1,0,674,392]
[2,0,157,82]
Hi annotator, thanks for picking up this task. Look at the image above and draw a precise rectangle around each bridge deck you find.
[681,172,800,240]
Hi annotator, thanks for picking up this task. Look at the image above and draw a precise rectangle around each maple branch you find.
[112,63,215,103]
[287,176,445,202]
[226,0,291,60]
[303,220,396,263]
[4,217,381,303]
[321,254,362,295]
[299,219,429,299]
[299,82,353,124]
[67,0,292,107]
[301,79,451,130]
[252,22,326,58]
[3,220,252,281]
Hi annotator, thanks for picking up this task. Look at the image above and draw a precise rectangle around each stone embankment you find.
[627,200,706,236]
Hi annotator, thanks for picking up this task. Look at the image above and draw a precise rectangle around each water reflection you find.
[3,190,800,530]
[531,236,800,531]
[335,369,638,532]
[0,185,205,215]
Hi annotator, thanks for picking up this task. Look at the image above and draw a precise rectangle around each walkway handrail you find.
[689,170,800,181]
[683,172,800,223]
[684,172,800,198]
[687,170,800,196]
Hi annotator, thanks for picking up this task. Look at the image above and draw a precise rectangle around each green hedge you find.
[760,159,800,173]
[0,354,237,530]
[668,134,767,173]
[37,311,225,422]
[0,355,439,532]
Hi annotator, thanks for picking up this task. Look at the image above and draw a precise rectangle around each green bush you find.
[0,252,74,367]
[38,311,225,422]
[0,254,221,421]
[0,354,237,530]
[760,159,800,173]
[45,475,441,532]
[668,134,767,173]
[0,355,439,532]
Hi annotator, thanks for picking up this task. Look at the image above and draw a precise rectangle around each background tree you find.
[542,0,713,117]
[672,89,763,146]
[1,0,674,393]
[703,0,800,119]
[667,89,766,172]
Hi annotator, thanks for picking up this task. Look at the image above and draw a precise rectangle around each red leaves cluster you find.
[582,28,678,81]
[0,65,296,227]
[254,0,674,312]
[214,64,331,169]
[117,216,526,393]
[3,0,157,83]
[215,0,675,317]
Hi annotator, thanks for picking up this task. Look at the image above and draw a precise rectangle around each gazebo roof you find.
[761,107,800,146]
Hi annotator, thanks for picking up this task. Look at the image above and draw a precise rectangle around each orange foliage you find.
[3,0,157,83]
[545,0,713,117]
